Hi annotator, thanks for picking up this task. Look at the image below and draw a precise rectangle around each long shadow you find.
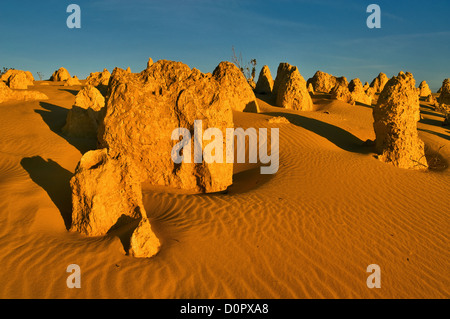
[20,156,73,230]
[59,88,80,96]
[36,102,97,154]
[419,128,450,141]
[262,111,373,154]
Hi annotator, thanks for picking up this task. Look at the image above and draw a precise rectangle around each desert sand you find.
[0,73,449,299]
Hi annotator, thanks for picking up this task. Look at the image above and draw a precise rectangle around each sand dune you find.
[0,82,448,298]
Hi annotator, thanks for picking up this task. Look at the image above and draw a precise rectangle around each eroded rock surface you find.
[50,67,71,81]
[98,60,234,193]
[212,61,259,112]
[307,71,337,93]
[273,63,313,111]
[370,72,389,93]
[373,72,428,169]
[70,148,160,257]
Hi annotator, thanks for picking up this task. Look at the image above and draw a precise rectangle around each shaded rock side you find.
[254,65,274,94]
[273,63,313,111]
[373,72,428,169]
[62,85,105,138]
[99,60,234,193]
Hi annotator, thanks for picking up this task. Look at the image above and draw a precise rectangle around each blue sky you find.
[0,0,449,91]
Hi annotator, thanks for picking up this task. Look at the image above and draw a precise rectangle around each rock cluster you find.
[85,69,111,95]
[1,69,34,89]
[0,81,48,103]
[50,67,71,81]
[254,65,274,94]
[98,60,234,193]
[330,77,355,105]
[373,72,428,169]
[370,72,389,93]
[62,85,105,138]
[70,148,160,258]
[273,63,313,111]
[348,78,372,105]
[212,61,259,112]
[307,71,337,93]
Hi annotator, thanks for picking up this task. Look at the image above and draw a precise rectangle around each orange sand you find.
[0,82,448,298]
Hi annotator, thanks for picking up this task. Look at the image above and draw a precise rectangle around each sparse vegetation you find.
[231,46,257,82]
[0,67,14,77]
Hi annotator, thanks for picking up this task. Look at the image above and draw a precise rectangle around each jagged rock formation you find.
[62,85,105,138]
[50,67,71,81]
[85,69,111,88]
[254,65,274,94]
[98,60,234,193]
[273,63,313,111]
[370,72,389,93]
[1,70,34,89]
[330,77,355,105]
[349,78,372,105]
[212,61,259,112]
[307,83,314,94]
[70,148,160,257]
[307,71,337,93]
[64,76,82,86]
[363,82,370,91]
[373,72,428,169]
[0,81,48,103]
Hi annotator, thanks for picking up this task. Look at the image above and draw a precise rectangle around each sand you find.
[0,83,448,298]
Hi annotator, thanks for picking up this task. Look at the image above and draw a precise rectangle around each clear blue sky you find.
[1,0,449,91]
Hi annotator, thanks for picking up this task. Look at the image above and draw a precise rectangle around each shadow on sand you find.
[35,102,97,154]
[20,156,73,230]
[262,111,373,154]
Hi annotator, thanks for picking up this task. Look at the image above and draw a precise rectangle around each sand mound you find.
[373,72,428,169]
